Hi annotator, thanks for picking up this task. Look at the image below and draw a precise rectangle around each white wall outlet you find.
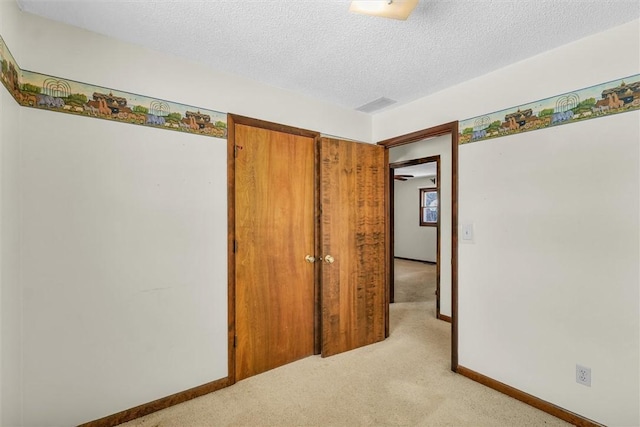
[576,364,591,387]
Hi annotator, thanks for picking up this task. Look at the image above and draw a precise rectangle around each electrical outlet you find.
[576,364,591,387]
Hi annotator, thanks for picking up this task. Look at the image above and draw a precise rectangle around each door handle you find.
[305,255,316,263]
[323,255,335,264]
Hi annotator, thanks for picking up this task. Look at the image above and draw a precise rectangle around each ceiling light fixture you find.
[349,0,419,21]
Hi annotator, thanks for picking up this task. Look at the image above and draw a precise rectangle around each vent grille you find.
[355,97,397,113]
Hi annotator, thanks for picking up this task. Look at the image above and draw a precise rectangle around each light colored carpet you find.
[118,259,568,427]
[393,259,436,304]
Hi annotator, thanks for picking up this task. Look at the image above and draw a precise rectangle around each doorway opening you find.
[378,121,459,372]
[390,156,442,318]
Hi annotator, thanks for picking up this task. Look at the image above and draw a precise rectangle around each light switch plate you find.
[462,223,474,241]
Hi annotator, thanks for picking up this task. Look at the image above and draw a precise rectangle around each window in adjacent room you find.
[420,187,438,226]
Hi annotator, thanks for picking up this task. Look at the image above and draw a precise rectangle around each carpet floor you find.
[118,259,568,426]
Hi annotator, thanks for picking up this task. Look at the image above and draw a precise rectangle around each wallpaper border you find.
[0,35,227,140]
[459,74,640,145]
[2,33,639,145]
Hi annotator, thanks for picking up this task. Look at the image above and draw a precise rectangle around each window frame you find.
[419,186,439,227]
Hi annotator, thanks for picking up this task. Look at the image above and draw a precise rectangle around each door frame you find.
[378,121,459,372]
[389,155,441,318]
[227,114,322,385]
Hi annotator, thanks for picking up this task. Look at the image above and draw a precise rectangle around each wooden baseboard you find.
[394,256,436,264]
[78,377,230,427]
[437,313,451,323]
[456,366,603,427]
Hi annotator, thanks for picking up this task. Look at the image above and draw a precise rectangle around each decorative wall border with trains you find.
[0,35,227,140]
[2,33,638,145]
[459,74,640,145]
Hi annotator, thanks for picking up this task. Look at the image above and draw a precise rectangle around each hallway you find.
[393,258,437,305]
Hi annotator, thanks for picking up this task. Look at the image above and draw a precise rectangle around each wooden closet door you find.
[320,137,388,357]
[235,123,316,380]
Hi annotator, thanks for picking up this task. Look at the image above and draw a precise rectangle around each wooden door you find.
[320,137,388,357]
[234,123,316,381]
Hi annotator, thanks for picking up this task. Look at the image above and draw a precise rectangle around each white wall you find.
[459,113,638,426]
[3,2,372,426]
[1,82,22,427]
[0,1,23,425]
[20,108,228,426]
[394,176,437,262]
[375,20,640,426]
[390,137,451,317]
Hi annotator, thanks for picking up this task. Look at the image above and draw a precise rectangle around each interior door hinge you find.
[233,335,237,348]
[234,145,243,157]
[233,240,238,253]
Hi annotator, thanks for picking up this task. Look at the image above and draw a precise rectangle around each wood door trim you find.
[457,366,604,427]
[437,314,452,323]
[227,115,237,386]
[313,136,322,354]
[394,256,436,264]
[227,114,321,383]
[451,126,459,371]
[228,114,319,138]
[378,122,458,148]
[378,121,459,372]
[435,156,441,319]
[389,157,438,168]
[388,168,395,304]
[384,148,390,337]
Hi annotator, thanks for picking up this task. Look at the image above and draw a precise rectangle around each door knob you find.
[324,255,335,264]
[305,255,316,263]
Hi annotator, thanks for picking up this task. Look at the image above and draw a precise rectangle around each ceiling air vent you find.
[355,97,397,113]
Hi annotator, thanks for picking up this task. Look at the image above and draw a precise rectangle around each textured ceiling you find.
[16,0,640,113]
